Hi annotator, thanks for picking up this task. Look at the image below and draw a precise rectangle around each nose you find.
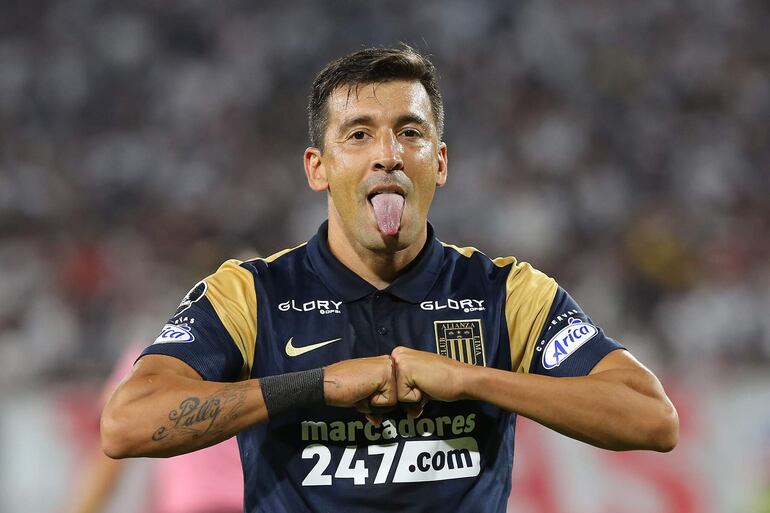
[372,131,403,172]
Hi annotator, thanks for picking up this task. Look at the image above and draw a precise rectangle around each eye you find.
[401,128,421,138]
[350,130,368,140]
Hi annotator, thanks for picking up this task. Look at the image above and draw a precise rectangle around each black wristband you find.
[260,368,325,418]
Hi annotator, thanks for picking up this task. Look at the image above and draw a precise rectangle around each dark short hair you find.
[308,44,444,150]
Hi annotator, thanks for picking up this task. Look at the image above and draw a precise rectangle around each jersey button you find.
[377,326,388,335]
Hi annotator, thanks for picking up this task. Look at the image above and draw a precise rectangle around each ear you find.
[435,142,448,188]
[304,147,328,192]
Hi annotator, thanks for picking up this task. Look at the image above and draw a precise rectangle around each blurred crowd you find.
[1,0,768,391]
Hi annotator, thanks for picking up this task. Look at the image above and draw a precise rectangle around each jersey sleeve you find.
[527,287,624,376]
[140,259,258,382]
[504,262,623,377]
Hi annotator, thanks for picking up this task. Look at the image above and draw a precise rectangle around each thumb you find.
[396,365,423,404]
[370,355,397,407]
[399,384,423,404]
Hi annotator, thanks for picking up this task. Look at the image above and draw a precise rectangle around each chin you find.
[380,226,420,253]
[355,226,397,251]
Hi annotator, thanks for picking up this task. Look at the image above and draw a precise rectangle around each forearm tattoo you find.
[151,382,251,444]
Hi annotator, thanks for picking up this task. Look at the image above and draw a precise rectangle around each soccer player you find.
[101,45,678,513]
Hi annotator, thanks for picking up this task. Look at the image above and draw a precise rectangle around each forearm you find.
[101,373,265,458]
[101,354,395,459]
[463,366,678,451]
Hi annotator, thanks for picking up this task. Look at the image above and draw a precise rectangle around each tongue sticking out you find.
[370,193,405,236]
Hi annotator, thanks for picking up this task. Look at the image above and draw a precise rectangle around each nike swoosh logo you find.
[285,337,342,357]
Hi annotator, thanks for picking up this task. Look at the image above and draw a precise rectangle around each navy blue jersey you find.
[141,222,623,513]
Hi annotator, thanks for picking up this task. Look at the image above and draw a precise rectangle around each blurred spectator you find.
[0,0,768,387]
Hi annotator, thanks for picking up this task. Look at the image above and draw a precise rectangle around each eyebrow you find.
[336,113,431,136]
[337,115,376,136]
[395,114,430,130]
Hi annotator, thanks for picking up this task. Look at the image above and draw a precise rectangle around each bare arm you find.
[100,355,263,458]
[101,354,396,459]
[391,347,679,452]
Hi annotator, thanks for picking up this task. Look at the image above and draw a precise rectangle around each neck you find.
[326,218,427,290]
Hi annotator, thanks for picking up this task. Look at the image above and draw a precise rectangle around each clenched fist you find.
[323,355,397,413]
[391,346,471,410]
[322,349,474,422]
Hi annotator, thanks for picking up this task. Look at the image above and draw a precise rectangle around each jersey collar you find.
[306,221,444,304]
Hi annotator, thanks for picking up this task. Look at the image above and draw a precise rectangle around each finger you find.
[396,367,423,404]
[404,403,424,419]
[355,402,391,428]
[370,388,396,408]
[399,386,422,405]
[402,396,429,419]
[370,357,397,408]
[355,398,395,415]
[393,352,423,404]
[354,398,372,414]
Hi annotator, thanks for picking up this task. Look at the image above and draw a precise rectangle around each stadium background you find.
[1,0,768,512]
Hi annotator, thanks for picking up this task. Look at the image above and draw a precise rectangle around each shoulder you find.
[209,243,309,282]
[439,241,556,293]
[190,243,307,312]
[241,242,308,273]
[439,241,509,277]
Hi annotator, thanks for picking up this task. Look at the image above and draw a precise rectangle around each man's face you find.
[305,80,447,253]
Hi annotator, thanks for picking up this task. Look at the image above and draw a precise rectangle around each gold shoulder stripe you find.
[443,243,516,270]
[492,256,516,269]
[441,242,479,259]
[502,261,558,373]
[261,242,307,263]
[204,259,257,379]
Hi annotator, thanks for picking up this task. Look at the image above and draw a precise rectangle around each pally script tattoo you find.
[152,382,251,444]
